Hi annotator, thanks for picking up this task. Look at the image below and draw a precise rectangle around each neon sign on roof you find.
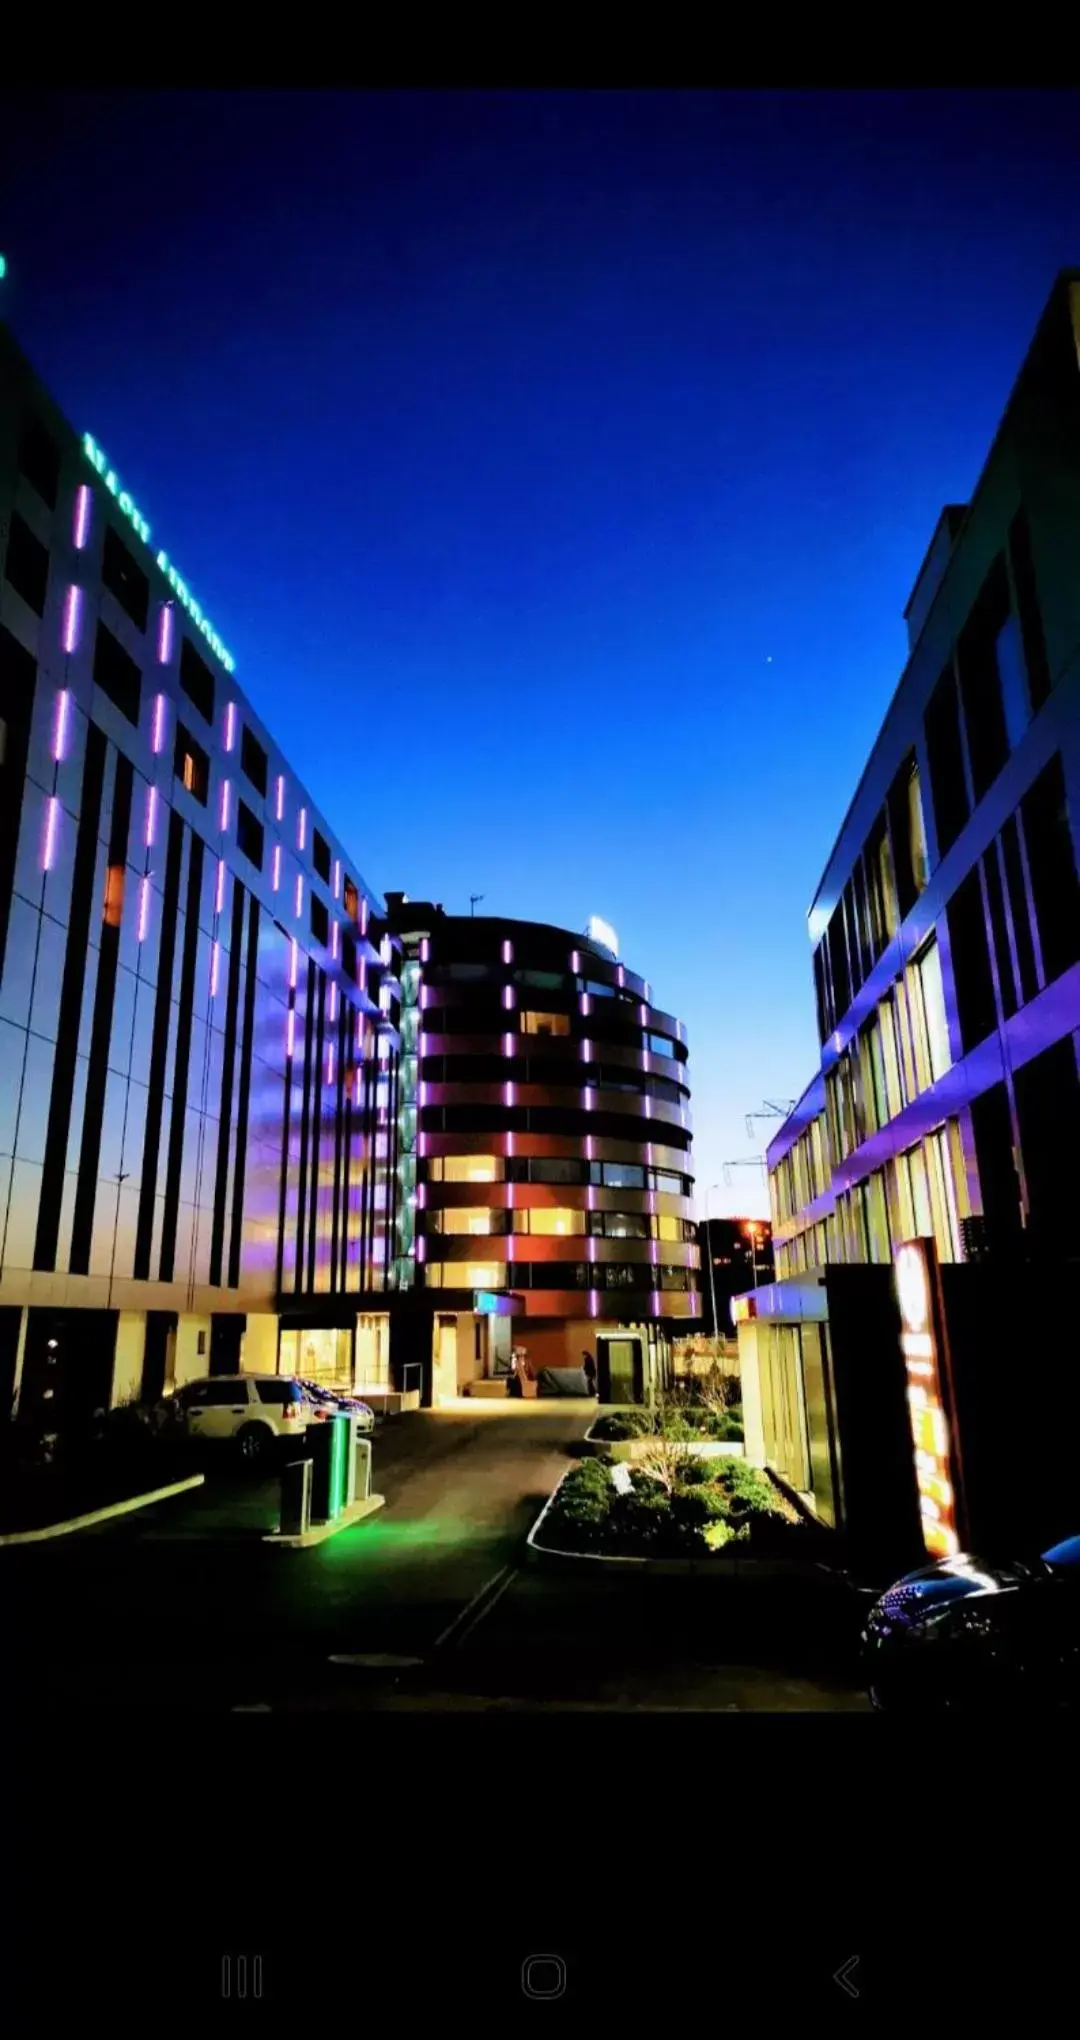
[81,433,236,675]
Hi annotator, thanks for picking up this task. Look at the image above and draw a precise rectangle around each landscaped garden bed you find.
[530,1444,835,1571]
[586,1379,744,1460]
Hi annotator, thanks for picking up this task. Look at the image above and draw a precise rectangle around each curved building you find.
[384,897,700,1398]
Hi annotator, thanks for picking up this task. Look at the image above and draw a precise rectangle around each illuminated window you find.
[428,1154,504,1184]
[514,1207,586,1236]
[430,1209,507,1236]
[908,766,929,895]
[103,864,125,929]
[344,876,360,923]
[312,827,331,883]
[916,938,951,1083]
[522,1010,570,1036]
[654,1214,683,1242]
[174,720,209,806]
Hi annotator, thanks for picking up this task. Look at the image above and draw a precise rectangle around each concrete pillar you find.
[111,1313,147,1407]
[240,1312,279,1374]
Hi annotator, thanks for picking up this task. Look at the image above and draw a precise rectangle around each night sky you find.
[3,89,1078,1214]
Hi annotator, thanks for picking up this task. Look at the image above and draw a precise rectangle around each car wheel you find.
[236,1422,272,1466]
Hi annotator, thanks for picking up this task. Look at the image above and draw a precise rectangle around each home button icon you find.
[522,1954,567,1999]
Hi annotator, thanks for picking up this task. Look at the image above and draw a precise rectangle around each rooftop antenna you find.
[744,1100,796,1141]
[469,893,485,917]
[722,1157,768,1189]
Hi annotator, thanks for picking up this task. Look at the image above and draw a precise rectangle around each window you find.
[866,1169,891,1263]
[236,799,264,870]
[522,1010,570,1036]
[103,864,125,929]
[310,894,329,945]
[240,723,268,795]
[255,1380,304,1406]
[344,876,360,923]
[886,753,929,918]
[812,942,831,1044]
[955,555,1010,802]
[312,827,331,883]
[1013,1035,1080,1261]
[204,1379,246,1406]
[1020,752,1080,986]
[179,635,215,724]
[18,410,60,506]
[947,873,996,1054]
[924,663,970,857]
[174,721,209,805]
[428,1155,503,1183]
[102,524,149,631]
[515,1207,585,1236]
[982,841,1017,1019]
[916,938,952,1082]
[653,1214,684,1243]
[4,511,49,614]
[523,1157,587,1185]
[879,994,905,1119]
[863,1017,889,1132]
[93,622,142,725]
[651,1169,687,1196]
[341,930,357,984]
[592,1162,645,1190]
[518,968,568,992]
[1000,815,1039,1004]
[430,1208,508,1236]
[826,908,851,1024]
[443,963,491,983]
[970,1082,1024,1253]
[647,1032,675,1058]
[996,610,1031,751]
[928,1127,962,1264]
[1007,508,1050,712]
[863,814,895,962]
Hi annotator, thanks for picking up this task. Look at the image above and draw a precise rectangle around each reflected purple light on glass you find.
[210,941,221,997]
[355,1015,364,1055]
[587,1235,597,1263]
[650,1240,660,1265]
[502,938,513,964]
[152,692,167,753]
[145,785,158,846]
[359,958,368,993]
[53,690,71,762]
[586,1135,595,1161]
[650,1290,661,1317]
[61,585,83,654]
[298,806,307,850]
[589,1290,600,1318]
[286,1008,296,1058]
[73,485,92,550]
[418,1081,428,1107]
[647,1144,654,1166]
[333,859,341,899]
[648,1190,657,1215]
[137,877,151,942]
[417,1133,427,1157]
[272,844,282,892]
[644,984,651,1003]
[215,859,226,915]
[360,899,369,937]
[224,702,237,751]
[275,775,285,820]
[289,939,298,989]
[43,797,60,871]
[295,874,304,917]
[157,604,174,664]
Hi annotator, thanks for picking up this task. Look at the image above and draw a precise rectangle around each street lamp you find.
[744,1222,763,1289]
[704,1183,723,1350]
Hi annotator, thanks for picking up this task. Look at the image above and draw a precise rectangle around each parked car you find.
[164,1375,314,1464]
[299,1381,375,1433]
[862,1535,1080,1712]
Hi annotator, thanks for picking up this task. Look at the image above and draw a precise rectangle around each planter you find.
[584,1422,743,1463]
[528,1465,837,1582]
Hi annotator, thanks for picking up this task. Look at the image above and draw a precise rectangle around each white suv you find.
[168,1375,313,1463]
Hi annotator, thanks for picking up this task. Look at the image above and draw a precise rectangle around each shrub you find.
[563,1459,613,1498]
[592,1409,653,1441]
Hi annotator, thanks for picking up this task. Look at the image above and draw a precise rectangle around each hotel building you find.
[0,322,403,1429]
[384,898,700,1400]
[737,273,1080,1572]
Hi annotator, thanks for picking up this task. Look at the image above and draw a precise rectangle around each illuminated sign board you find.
[587,914,619,957]
[473,1290,517,1316]
[81,434,236,674]
[894,1239,959,1559]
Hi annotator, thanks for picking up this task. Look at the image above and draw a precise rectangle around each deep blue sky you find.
[3,89,1078,1214]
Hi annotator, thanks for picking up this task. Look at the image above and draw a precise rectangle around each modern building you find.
[383,897,700,1400]
[697,1216,773,1338]
[736,272,1080,1573]
[0,320,404,1430]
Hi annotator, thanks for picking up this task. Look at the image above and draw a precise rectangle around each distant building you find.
[383,896,700,1399]
[736,272,1080,1574]
[696,1216,773,1336]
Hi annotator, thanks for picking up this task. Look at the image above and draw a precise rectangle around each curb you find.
[0,1473,205,1546]
[263,1493,385,1549]
[526,1467,843,1583]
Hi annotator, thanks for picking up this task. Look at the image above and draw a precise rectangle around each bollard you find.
[280,1456,312,1538]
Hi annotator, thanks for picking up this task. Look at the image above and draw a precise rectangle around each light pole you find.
[704,1183,722,1351]
[745,1221,761,1290]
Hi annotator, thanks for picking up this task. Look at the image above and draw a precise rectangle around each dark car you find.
[862,1536,1080,1712]
[298,1381,376,1433]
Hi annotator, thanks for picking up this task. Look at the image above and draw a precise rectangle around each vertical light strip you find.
[333,858,341,900]
[329,982,339,1022]
[271,843,282,892]
[286,1007,296,1059]
[73,484,92,550]
[331,920,339,961]
[152,692,167,754]
[289,938,299,990]
[137,876,151,942]
[43,797,60,871]
[360,898,369,937]
[157,603,174,664]
[589,1290,600,1319]
[145,785,158,847]
[61,585,83,654]
[580,993,591,1016]
[210,941,221,998]
[224,702,237,751]
[617,964,626,988]
[215,858,226,916]
[503,1032,514,1056]
[502,938,513,964]
[53,690,71,762]
[502,985,515,1010]
[219,779,231,830]
[326,1044,335,1086]
[581,1038,592,1063]
[298,806,307,851]
[275,774,285,820]
[504,1081,515,1107]
[639,1002,648,1026]
[570,950,581,975]
[295,874,304,918]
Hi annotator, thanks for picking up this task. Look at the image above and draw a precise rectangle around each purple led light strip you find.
[73,485,92,551]
[157,604,174,664]
[53,690,71,763]
[43,797,60,872]
[61,585,83,655]
[152,693,167,754]
[137,876,151,942]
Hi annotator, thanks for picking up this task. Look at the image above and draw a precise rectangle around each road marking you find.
[431,1561,519,1653]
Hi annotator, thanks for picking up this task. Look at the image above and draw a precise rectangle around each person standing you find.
[581,1349,597,1397]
